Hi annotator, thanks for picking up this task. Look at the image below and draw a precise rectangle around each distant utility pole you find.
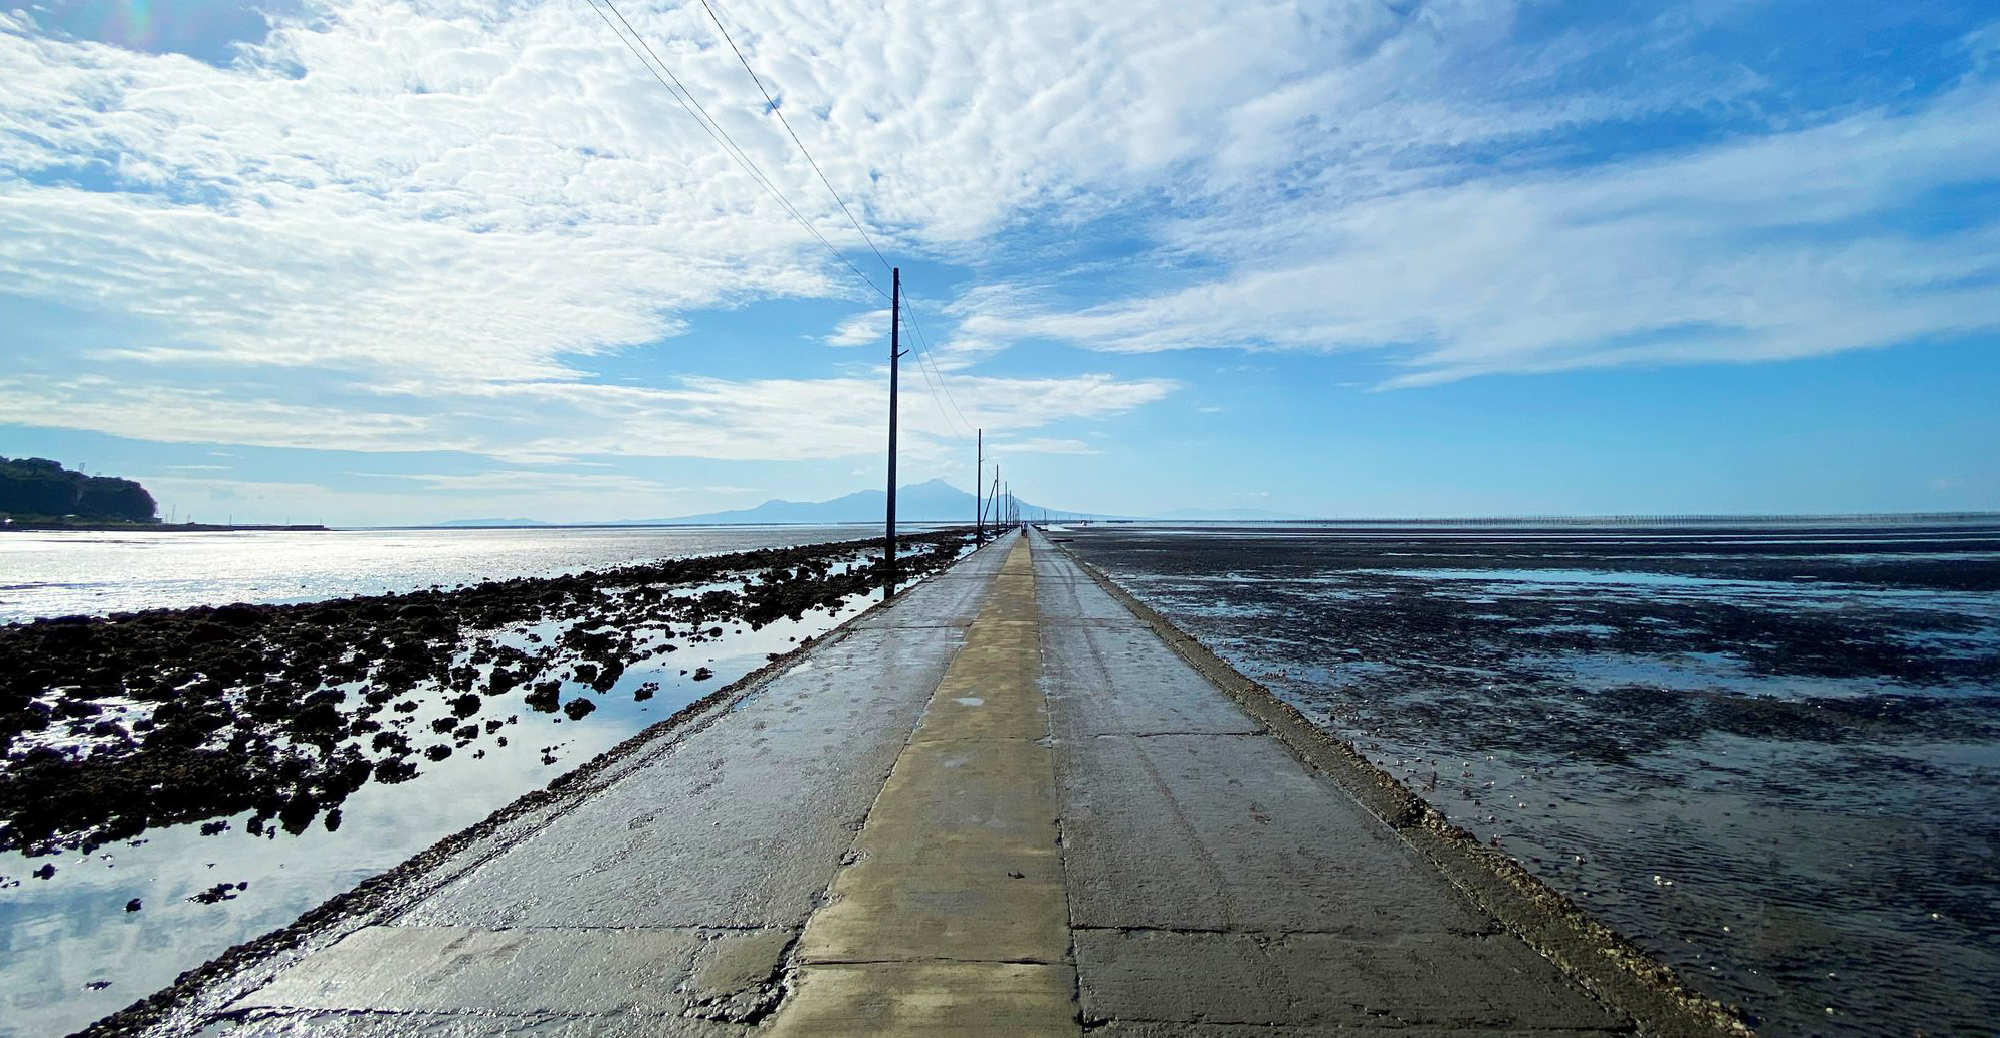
[974,428,984,546]
[884,267,904,596]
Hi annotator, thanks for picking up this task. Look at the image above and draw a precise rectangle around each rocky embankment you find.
[0,530,971,857]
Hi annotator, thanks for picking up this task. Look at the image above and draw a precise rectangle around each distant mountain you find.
[433,480,1073,528]
[617,479,1048,525]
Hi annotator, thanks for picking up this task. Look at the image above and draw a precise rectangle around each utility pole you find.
[975,428,984,546]
[884,267,902,595]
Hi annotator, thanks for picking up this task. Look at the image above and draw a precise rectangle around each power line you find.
[906,326,968,440]
[592,0,974,445]
[693,0,893,272]
[899,299,974,437]
[584,0,888,301]
[692,0,974,445]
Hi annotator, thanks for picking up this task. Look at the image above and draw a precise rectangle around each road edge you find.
[78,535,997,1038]
[1049,537,1754,1038]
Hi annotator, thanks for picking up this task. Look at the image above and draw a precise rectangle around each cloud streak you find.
[0,370,1172,465]
[961,80,2000,386]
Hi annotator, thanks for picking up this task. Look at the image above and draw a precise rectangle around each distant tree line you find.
[0,457,157,523]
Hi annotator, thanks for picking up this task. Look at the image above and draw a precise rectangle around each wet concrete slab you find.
[1073,929,1622,1030]
[236,925,703,1015]
[772,536,1077,1036]
[793,735,1068,965]
[396,623,965,931]
[1041,624,1265,737]
[764,962,1075,1038]
[215,1010,747,1037]
[1084,1026,1625,1038]
[850,540,1013,630]
[1030,530,1632,1034]
[1033,565,1147,624]
[1057,731,1486,933]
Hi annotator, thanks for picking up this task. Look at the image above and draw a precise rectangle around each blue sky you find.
[2,0,1996,524]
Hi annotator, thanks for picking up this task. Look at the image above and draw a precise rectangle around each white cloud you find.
[826,309,891,346]
[0,376,454,452]
[482,372,1174,463]
[0,0,1659,392]
[0,370,1171,464]
[132,475,417,526]
[961,81,2000,385]
[7,0,1270,467]
[347,470,683,495]
[985,437,1100,456]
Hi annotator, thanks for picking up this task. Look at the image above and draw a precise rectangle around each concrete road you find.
[114,531,1739,1037]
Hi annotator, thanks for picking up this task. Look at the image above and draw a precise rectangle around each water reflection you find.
[0,525,941,622]
[0,578,881,1037]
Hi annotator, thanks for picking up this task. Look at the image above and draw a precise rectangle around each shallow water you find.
[0,530,963,1037]
[1063,520,2000,1038]
[0,525,921,622]
[0,608,858,1037]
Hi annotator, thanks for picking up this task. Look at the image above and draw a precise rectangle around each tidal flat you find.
[1060,519,2000,1038]
[0,529,971,1037]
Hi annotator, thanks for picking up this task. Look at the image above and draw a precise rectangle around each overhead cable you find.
[590,0,972,443]
[693,0,974,443]
[585,0,888,301]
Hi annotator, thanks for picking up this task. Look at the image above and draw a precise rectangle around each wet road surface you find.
[101,531,1738,1036]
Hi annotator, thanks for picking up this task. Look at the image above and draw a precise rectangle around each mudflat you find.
[1058,519,2000,1037]
[81,530,1740,1037]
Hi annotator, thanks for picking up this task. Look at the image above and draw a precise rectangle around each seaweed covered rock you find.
[0,528,976,854]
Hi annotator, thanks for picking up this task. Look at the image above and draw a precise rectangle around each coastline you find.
[67,534,998,1037]
[1,522,330,533]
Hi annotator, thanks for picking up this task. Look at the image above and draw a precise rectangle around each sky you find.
[2,0,1997,525]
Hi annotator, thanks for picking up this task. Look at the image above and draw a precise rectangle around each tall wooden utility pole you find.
[884,267,902,595]
[975,428,984,546]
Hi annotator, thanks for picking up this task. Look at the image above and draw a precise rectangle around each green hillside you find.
[0,457,157,523]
